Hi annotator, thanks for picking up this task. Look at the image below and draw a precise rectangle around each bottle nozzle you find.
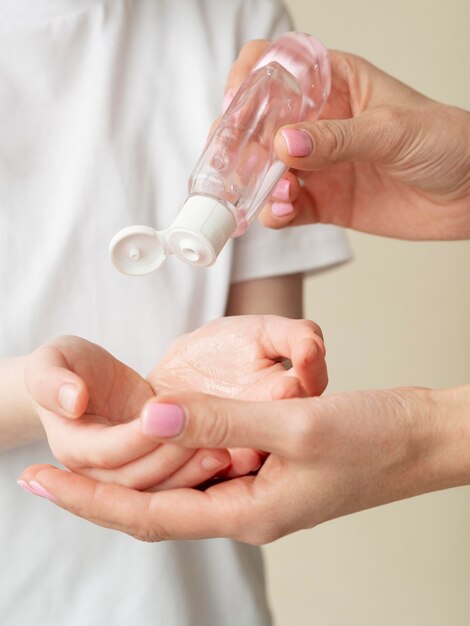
[165,195,237,267]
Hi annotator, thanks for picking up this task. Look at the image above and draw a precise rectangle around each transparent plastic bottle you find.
[111,32,331,274]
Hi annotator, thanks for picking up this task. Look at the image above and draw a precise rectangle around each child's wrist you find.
[0,354,45,449]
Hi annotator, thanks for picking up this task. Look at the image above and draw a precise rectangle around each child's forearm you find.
[0,355,44,450]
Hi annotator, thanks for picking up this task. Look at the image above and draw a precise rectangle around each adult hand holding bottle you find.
[225,41,470,239]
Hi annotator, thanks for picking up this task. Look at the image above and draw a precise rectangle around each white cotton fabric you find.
[0,1,351,624]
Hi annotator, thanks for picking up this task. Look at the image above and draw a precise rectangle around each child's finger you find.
[148,448,231,492]
[239,370,304,401]
[223,448,263,478]
[25,344,89,419]
[48,417,160,471]
[290,336,328,396]
[80,437,230,492]
[79,444,199,490]
[263,317,327,397]
[262,316,325,357]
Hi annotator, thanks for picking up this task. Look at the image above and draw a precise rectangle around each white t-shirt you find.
[0,1,351,624]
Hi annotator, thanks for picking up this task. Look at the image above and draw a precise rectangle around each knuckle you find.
[139,503,173,543]
[130,524,168,543]
[228,39,271,90]
[331,50,362,78]
[300,318,324,341]
[331,50,375,98]
[240,38,270,63]
[88,449,115,471]
[237,510,282,545]
[375,107,417,163]
[245,527,280,546]
[381,107,408,134]
[191,403,231,448]
[284,410,316,458]
[44,436,75,469]
[318,119,350,163]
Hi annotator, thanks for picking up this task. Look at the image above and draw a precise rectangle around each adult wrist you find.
[425,385,470,489]
[380,386,470,501]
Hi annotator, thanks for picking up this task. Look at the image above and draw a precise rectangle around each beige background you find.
[263,1,470,625]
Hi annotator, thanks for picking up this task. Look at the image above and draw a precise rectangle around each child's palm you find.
[152,316,327,401]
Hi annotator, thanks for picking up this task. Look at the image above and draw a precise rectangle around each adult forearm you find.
[0,355,44,450]
[343,384,470,516]
[427,385,470,491]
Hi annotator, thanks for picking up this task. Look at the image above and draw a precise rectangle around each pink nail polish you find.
[281,129,313,157]
[142,403,185,438]
[222,91,234,113]
[29,481,57,502]
[17,479,39,496]
[272,178,291,201]
[272,202,295,217]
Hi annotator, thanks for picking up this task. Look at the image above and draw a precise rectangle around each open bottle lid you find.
[110,196,237,275]
[110,225,168,275]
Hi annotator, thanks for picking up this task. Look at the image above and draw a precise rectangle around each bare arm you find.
[226,273,303,317]
[0,356,44,450]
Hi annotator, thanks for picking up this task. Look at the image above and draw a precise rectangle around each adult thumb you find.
[140,393,307,457]
[275,109,402,170]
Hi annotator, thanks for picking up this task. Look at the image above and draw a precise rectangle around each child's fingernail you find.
[58,383,78,414]
[272,202,295,217]
[272,178,291,201]
[17,479,39,496]
[141,403,185,438]
[281,129,313,157]
[201,456,227,472]
[222,90,234,113]
[29,481,57,502]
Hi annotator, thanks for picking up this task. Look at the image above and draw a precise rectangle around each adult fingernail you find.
[201,456,227,472]
[141,403,185,438]
[272,178,291,201]
[222,90,234,113]
[272,202,295,217]
[29,481,56,501]
[281,129,313,157]
[17,479,38,496]
[19,480,57,502]
[58,383,78,414]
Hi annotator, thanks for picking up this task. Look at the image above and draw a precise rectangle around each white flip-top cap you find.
[110,225,168,275]
[110,196,237,275]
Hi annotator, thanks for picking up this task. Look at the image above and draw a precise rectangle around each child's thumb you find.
[25,347,88,419]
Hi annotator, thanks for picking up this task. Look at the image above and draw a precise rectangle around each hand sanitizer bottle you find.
[110,32,331,274]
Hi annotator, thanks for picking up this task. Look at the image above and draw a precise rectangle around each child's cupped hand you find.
[25,336,232,491]
[25,316,326,491]
[147,315,327,482]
